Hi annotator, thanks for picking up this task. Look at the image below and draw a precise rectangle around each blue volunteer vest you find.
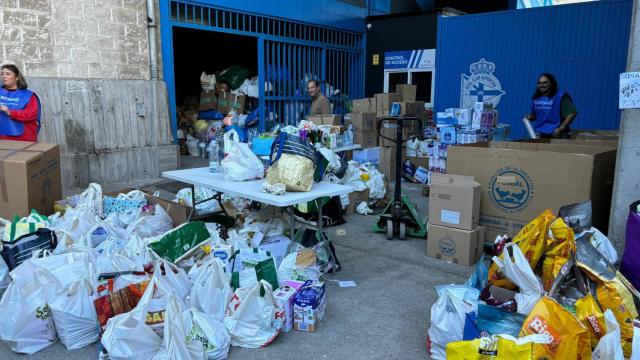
[0,87,40,136]
[531,91,565,135]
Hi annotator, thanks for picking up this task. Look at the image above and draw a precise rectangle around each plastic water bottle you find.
[208,141,220,173]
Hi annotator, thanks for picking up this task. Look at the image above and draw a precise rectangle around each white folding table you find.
[162,167,354,271]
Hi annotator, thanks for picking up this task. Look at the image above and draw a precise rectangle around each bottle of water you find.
[208,140,220,173]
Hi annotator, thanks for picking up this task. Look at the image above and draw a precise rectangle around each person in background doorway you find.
[307,79,331,115]
[0,64,41,142]
[526,73,577,139]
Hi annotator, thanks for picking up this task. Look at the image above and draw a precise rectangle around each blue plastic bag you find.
[476,304,526,338]
[465,254,489,291]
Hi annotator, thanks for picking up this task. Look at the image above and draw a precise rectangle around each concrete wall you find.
[609,0,640,252]
[0,0,151,80]
[0,0,173,194]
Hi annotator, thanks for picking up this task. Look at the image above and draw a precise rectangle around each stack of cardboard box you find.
[350,98,378,148]
[427,173,485,266]
[376,85,426,182]
[199,87,246,114]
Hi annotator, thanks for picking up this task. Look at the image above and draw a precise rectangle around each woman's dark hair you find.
[1,64,28,89]
[532,73,558,99]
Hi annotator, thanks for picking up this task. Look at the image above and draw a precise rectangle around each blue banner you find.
[384,49,435,70]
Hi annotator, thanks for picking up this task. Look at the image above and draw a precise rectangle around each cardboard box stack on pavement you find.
[0,141,62,219]
[427,173,484,266]
[447,141,617,241]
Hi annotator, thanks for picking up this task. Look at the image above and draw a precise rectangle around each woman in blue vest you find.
[526,73,577,139]
[0,64,41,142]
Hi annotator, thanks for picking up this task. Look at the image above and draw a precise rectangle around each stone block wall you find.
[0,0,155,80]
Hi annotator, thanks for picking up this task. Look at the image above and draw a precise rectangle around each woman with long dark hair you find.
[0,64,41,142]
[525,73,577,138]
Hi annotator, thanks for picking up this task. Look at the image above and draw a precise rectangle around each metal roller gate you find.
[160,0,365,137]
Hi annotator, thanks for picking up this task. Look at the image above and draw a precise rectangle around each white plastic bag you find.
[0,269,59,354]
[365,167,387,200]
[277,252,321,287]
[632,320,640,360]
[122,234,153,269]
[53,206,99,247]
[427,285,479,360]
[221,129,264,181]
[50,279,99,350]
[101,273,163,360]
[492,243,543,315]
[593,309,624,359]
[182,309,231,360]
[153,292,205,360]
[75,183,103,217]
[155,258,191,302]
[223,280,281,348]
[176,187,221,215]
[406,137,419,157]
[127,205,173,239]
[190,258,233,321]
[12,250,94,290]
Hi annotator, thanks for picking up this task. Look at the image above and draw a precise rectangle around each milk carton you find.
[293,281,326,332]
[273,286,298,332]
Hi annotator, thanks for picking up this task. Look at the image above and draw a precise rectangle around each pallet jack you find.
[372,116,428,240]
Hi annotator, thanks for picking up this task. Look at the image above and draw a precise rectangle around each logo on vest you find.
[461,58,505,109]
[489,166,534,213]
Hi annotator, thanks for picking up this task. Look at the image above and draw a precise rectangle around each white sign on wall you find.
[620,72,640,109]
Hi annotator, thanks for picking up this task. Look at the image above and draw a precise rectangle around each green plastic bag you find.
[147,221,210,262]
[218,66,250,90]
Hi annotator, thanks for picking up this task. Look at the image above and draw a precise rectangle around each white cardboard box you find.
[273,286,298,332]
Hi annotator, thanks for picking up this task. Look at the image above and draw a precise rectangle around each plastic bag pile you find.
[0,183,330,358]
[427,207,639,360]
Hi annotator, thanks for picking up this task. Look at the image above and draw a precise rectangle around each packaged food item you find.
[578,238,640,357]
[446,334,549,360]
[542,218,576,291]
[488,210,555,290]
[575,293,606,349]
[520,297,591,360]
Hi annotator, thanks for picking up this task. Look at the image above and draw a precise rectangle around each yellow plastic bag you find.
[520,297,591,360]
[446,335,542,360]
[542,218,576,291]
[488,210,555,290]
[575,294,606,349]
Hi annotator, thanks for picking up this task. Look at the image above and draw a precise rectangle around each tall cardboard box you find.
[379,146,407,181]
[447,142,617,240]
[352,98,377,113]
[427,224,485,265]
[428,173,481,231]
[350,113,376,132]
[0,141,62,219]
[395,84,417,101]
[379,121,410,147]
[375,93,401,117]
[353,130,378,148]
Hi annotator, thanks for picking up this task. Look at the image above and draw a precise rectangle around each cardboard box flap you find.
[431,173,480,187]
[486,141,615,155]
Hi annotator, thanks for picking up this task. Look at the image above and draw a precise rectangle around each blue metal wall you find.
[159,0,365,138]
[434,0,632,138]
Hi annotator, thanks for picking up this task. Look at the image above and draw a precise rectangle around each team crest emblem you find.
[461,58,505,108]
